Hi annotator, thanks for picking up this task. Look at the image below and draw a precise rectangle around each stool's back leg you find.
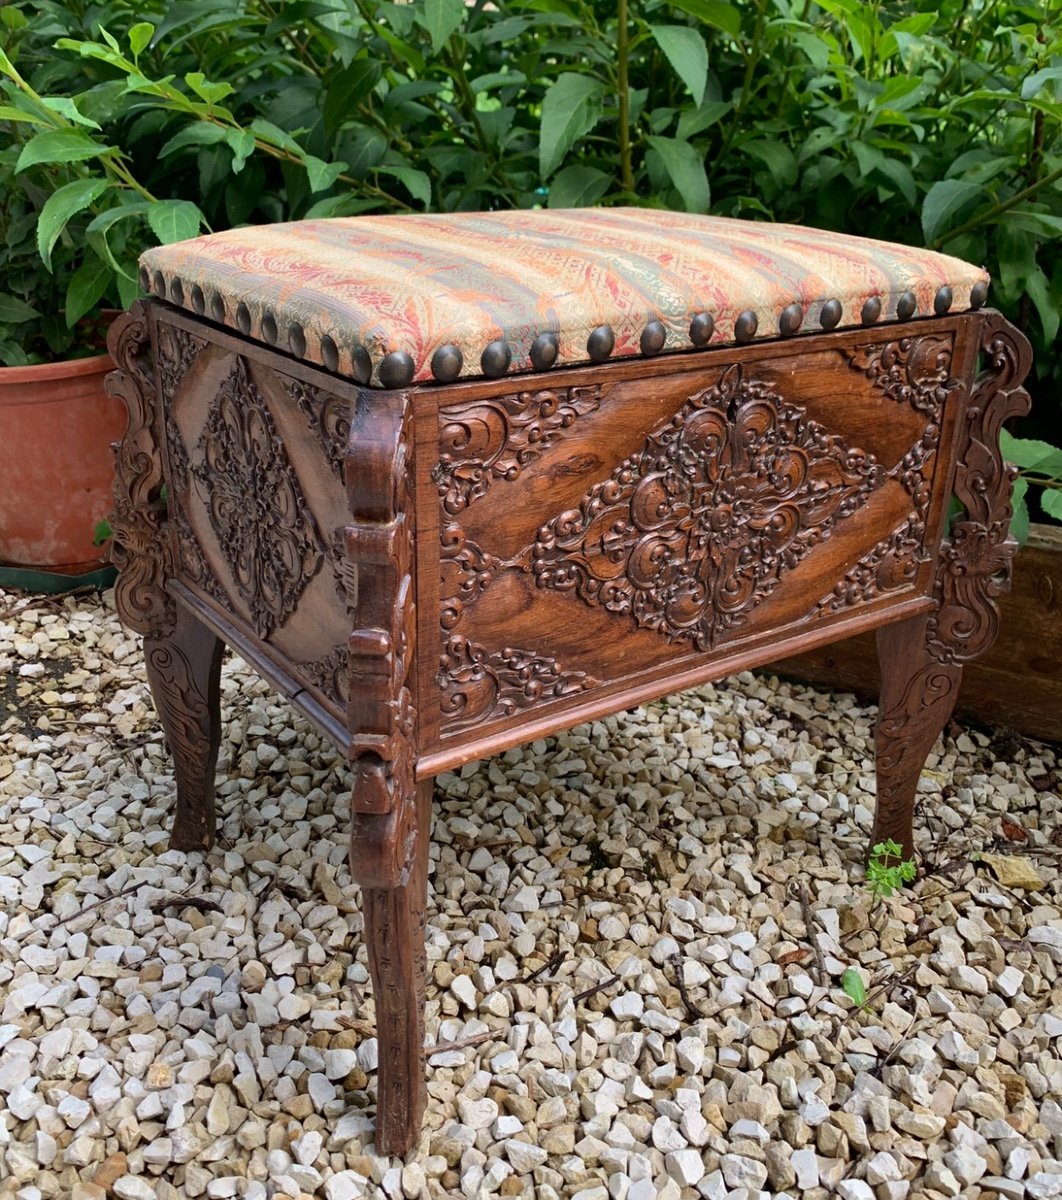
[359,778,432,1157]
[874,311,1031,863]
[874,615,961,860]
[144,605,224,852]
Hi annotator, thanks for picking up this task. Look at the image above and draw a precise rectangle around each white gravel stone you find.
[610,992,644,1020]
[503,1138,548,1173]
[1,589,1059,1198]
[112,1178,157,1200]
[665,1149,705,1187]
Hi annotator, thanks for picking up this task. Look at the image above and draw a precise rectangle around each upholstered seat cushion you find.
[139,208,989,388]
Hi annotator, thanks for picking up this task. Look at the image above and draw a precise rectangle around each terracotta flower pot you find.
[0,352,126,575]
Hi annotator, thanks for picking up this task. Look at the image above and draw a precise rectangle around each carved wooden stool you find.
[107,209,1030,1155]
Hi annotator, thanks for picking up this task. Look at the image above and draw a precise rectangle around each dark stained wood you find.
[874,614,962,858]
[362,779,431,1157]
[429,322,976,758]
[106,297,1031,1158]
[774,536,1062,745]
[144,604,225,851]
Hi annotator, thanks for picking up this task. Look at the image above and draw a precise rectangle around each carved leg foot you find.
[361,780,431,1157]
[874,613,962,861]
[144,604,225,852]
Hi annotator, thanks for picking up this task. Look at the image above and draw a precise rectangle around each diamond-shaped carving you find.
[192,357,322,637]
[533,364,886,650]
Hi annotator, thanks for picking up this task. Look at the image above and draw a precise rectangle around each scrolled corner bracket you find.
[345,388,419,890]
[927,311,1033,665]
[106,301,175,640]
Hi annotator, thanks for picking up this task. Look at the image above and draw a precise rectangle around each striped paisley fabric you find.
[139,208,990,387]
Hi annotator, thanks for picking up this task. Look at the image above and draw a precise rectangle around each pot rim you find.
[0,351,114,385]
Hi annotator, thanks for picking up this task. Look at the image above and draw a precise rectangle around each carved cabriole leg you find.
[873,311,1032,861]
[361,779,431,1156]
[342,387,426,1154]
[109,302,225,850]
[874,615,962,859]
[144,606,225,852]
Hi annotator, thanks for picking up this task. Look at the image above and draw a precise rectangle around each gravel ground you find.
[1,587,1061,1200]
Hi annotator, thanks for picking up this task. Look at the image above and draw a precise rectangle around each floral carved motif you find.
[328,527,359,617]
[532,364,886,651]
[152,320,231,607]
[156,323,207,400]
[818,516,924,612]
[294,645,349,707]
[436,385,605,514]
[844,334,955,418]
[191,356,323,639]
[107,302,175,639]
[927,313,1033,664]
[438,635,597,733]
[287,378,350,481]
[441,526,503,630]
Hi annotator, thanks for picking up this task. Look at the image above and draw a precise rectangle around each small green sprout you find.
[842,967,868,1009]
[866,839,916,904]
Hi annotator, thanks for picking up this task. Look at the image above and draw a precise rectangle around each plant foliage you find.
[1,0,1059,515]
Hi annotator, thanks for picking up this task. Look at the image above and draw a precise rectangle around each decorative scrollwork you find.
[107,301,175,639]
[156,323,207,401]
[438,635,597,733]
[329,527,359,617]
[441,526,503,629]
[287,377,350,480]
[927,312,1033,664]
[532,364,886,651]
[347,392,420,890]
[294,645,349,707]
[191,356,323,639]
[818,516,924,612]
[890,422,940,521]
[436,385,605,514]
[844,334,955,418]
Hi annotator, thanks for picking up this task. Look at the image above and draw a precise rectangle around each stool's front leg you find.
[874,310,1031,861]
[357,778,431,1156]
[344,388,427,1155]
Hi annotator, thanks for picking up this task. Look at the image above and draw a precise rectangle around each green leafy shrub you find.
[2,0,1059,497]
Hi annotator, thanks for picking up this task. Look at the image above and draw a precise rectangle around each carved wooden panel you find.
[152,312,356,718]
[433,326,965,744]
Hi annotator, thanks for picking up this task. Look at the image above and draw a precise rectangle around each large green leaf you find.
[379,165,431,208]
[65,252,112,326]
[0,293,39,323]
[922,179,983,244]
[323,59,383,137]
[40,97,101,129]
[16,129,114,173]
[159,124,227,157]
[665,0,740,38]
[650,26,709,107]
[1041,489,1062,522]
[38,178,110,270]
[304,156,349,194]
[548,164,612,208]
[420,0,465,53]
[1000,431,1062,473]
[1010,477,1030,546]
[128,22,154,59]
[647,135,710,213]
[539,74,605,180]
[146,199,203,244]
[225,128,256,173]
